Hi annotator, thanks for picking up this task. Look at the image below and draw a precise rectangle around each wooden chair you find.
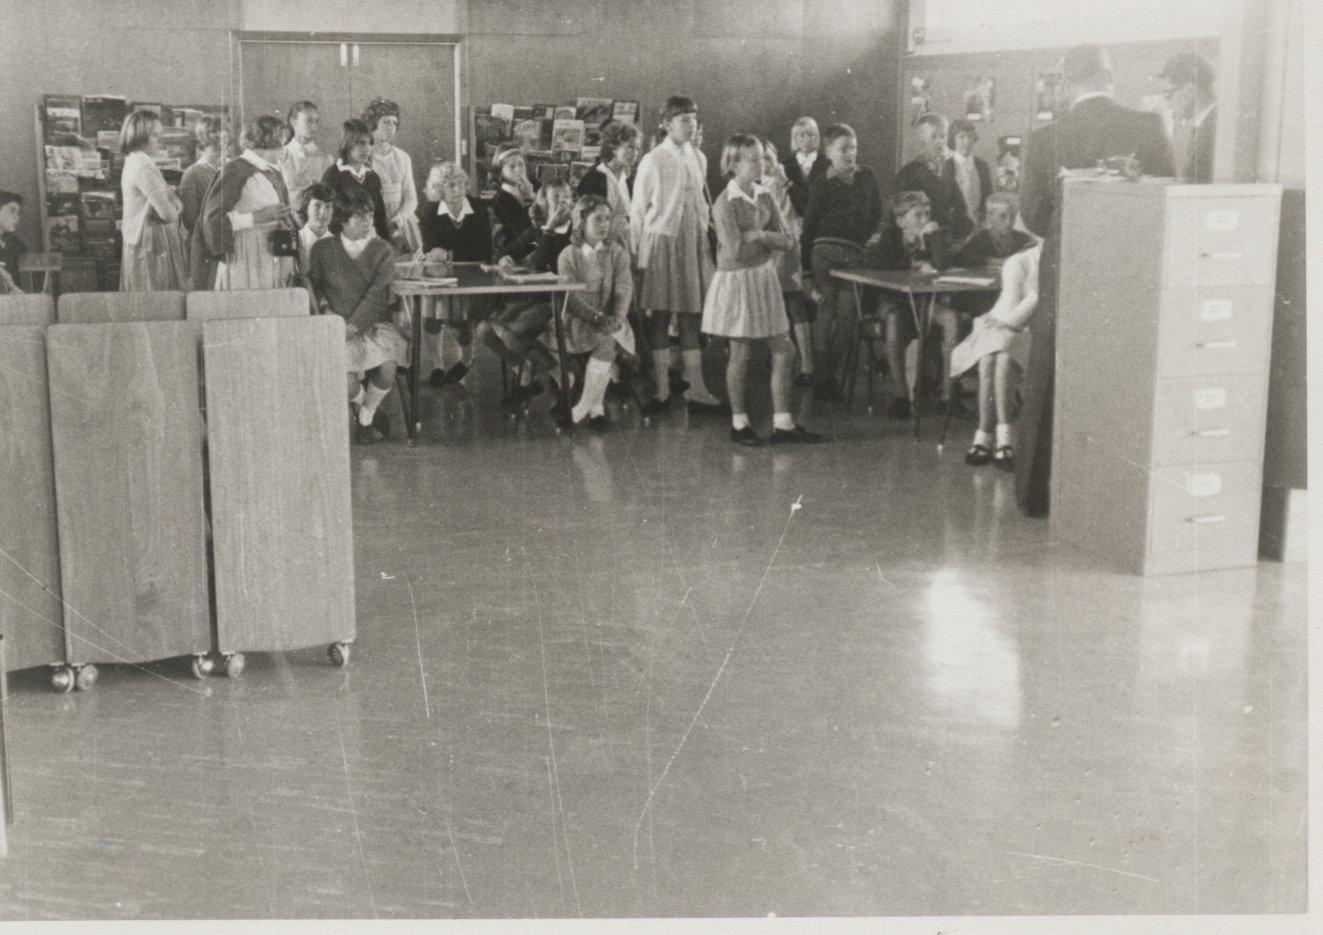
[57,290,185,324]
[0,293,55,326]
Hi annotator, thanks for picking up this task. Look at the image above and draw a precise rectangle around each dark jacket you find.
[895,156,974,241]
[1021,94,1176,237]
[0,233,25,287]
[321,164,390,241]
[575,162,633,200]
[780,150,829,217]
[417,200,493,262]
[1186,107,1216,184]
[941,154,993,223]
[867,222,955,272]
[306,235,396,335]
[525,227,571,273]
[800,165,883,270]
[952,228,1034,268]
[490,188,537,261]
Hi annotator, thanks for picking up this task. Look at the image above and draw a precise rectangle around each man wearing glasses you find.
[1159,51,1218,184]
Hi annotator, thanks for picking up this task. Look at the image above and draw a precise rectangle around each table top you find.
[391,262,587,296]
[832,266,1002,295]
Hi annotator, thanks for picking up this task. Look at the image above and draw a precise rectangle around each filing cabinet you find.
[1052,177,1281,575]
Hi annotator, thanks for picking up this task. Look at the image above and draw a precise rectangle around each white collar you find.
[286,138,318,156]
[951,150,974,166]
[662,136,694,156]
[725,178,764,205]
[336,160,368,179]
[302,225,330,240]
[242,150,274,171]
[340,232,373,255]
[438,197,474,221]
[552,222,570,235]
[1193,103,1216,128]
[580,241,603,258]
[796,150,817,167]
[500,182,526,200]
[1071,90,1113,108]
[597,162,627,180]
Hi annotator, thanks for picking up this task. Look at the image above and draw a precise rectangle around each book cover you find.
[80,95,127,137]
[475,113,512,147]
[511,105,535,120]
[45,169,79,194]
[568,162,594,187]
[533,104,558,120]
[513,118,547,152]
[536,162,569,186]
[48,193,81,217]
[551,119,584,155]
[79,191,118,221]
[490,103,515,121]
[46,215,80,251]
[553,106,577,120]
[43,95,82,144]
[575,97,613,127]
[611,101,639,125]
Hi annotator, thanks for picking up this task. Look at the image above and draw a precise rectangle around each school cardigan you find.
[710,180,795,272]
[556,241,633,354]
[780,149,828,217]
[307,235,396,335]
[121,150,180,246]
[952,228,1034,267]
[321,162,390,241]
[800,165,882,270]
[894,156,974,241]
[417,198,493,262]
[370,145,419,229]
[490,187,537,260]
[178,158,218,235]
[867,222,954,272]
[629,136,709,250]
[278,139,332,209]
[190,152,291,289]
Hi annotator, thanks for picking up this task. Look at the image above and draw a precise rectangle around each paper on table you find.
[934,274,996,286]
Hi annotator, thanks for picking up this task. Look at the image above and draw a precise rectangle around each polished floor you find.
[0,362,1308,919]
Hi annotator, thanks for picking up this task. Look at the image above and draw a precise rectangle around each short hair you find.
[337,119,373,162]
[0,191,22,210]
[598,120,643,164]
[913,112,947,135]
[947,117,978,148]
[1061,43,1112,85]
[331,182,376,234]
[362,97,401,132]
[660,96,698,124]
[984,191,1019,216]
[426,160,467,192]
[791,116,819,140]
[821,124,856,148]
[1159,51,1216,95]
[760,137,779,161]
[570,194,610,246]
[194,115,226,148]
[531,180,571,227]
[301,182,335,213]
[890,190,931,218]
[119,109,159,154]
[718,133,762,177]
[242,114,285,151]
[287,101,318,130]
[492,146,526,180]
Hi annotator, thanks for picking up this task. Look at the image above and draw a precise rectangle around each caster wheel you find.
[328,642,351,667]
[191,655,214,679]
[74,664,98,691]
[51,665,74,693]
[224,653,245,678]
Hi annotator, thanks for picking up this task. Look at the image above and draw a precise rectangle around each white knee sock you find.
[683,349,719,404]
[433,330,462,371]
[358,383,390,426]
[773,412,795,431]
[652,350,671,401]
[995,423,1013,448]
[349,384,366,408]
[572,357,612,423]
[973,428,993,448]
[731,412,750,430]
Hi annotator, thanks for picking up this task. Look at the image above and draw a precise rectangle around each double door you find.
[238,36,460,202]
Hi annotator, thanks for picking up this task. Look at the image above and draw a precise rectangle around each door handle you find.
[352,43,360,67]
[340,43,348,67]
[1198,251,1243,260]
[1195,341,1236,350]
[1187,514,1226,524]
[1192,428,1231,438]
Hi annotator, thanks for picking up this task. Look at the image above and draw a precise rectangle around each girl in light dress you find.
[209,115,299,291]
[119,109,188,292]
[363,98,421,252]
[278,101,332,217]
[701,135,822,446]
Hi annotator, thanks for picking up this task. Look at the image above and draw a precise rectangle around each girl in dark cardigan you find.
[321,119,390,241]
[489,147,539,262]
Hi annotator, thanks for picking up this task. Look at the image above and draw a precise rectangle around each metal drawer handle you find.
[1193,428,1231,437]
[1196,341,1237,349]
[1199,251,1243,260]
[1188,514,1227,524]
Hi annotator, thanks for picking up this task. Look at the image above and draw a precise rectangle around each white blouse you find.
[988,244,1042,331]
[228,151,284,232]
[120,150,178,246]
[629,137,709,251]
[370,145,418,227]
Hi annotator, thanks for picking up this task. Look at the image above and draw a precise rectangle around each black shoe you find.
[353,422,377,445]
[814,379,843,402]
[993,446,1014,472]
[687,399,727,417]
[668,369,688,395]
[730,426,762,447]
[770,424,825,444]
[371,409,391,439]
[589,414,608,433]
[965,443,992,466]
[604,381,627,402]
[793,372,815,388]
[428,368,447,388]
[523,379,544,398]
[640,398,670,417]
[887,396,912,420]
[443,361,470,385]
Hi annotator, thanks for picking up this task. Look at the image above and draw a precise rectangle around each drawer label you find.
[1193,387,1228,410]
[1185,473,1223,497]
[1200,299,1233,322]
[1205,208,1240,232]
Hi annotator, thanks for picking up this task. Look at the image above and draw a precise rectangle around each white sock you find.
[973,429,993,448]
[683,349,719,403]
[773,412,795,431]
[609,361,620,384]
[731,412,750,430]
[652,351,671,401]
[995,423,1013,448]
[358,383,390,426]
[572,357,612,423]
[349,384,366,407]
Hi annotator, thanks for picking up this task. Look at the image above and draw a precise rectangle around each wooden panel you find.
[466,0,599,35]
[185,287,311,323]
[239,40,353,140]
[352,42,459,181]
[47,321,211,665]
[0,326,65,672]
[0,294,55,326]
[0,636,9,852]
[57,290,185,324]
[203,316,355,654]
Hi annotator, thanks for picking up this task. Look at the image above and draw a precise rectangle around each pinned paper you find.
[1193,387,1227,410]
[1204,208,1239,232]
[1185,473,1223,497]
[1199,299,1232,322]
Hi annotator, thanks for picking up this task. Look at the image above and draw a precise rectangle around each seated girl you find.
[949,240,1042,470]
[306,184,407,443]
[416,161,493,387]
[489,147,540,261]
[476,180,575,410]
[545,194,635,431]
[702,134,822,446]
[0,191,25,293]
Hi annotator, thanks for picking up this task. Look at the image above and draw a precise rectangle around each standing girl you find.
[363,98,420,251]
[551,194,635,431]
[702,135,823,446]
[321,119,390,241]
[759,138,814,387]
[119,109,188,292]
[630,95,723,415]
[178,116,228,237]
[278,101,332,216]
[576,120,642,252]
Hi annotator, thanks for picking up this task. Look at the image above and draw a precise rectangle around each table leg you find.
[552,290,573,432]
[907,292,927,441]
[407,295,423,443]
[845,281,864,411]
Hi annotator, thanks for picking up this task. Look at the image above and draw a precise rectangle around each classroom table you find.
[832,266,1002,443]
[392,264,588,443]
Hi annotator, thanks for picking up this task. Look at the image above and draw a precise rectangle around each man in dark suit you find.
[896,112,974,241]
[1016,43,1176,517]
[1159,51,1217,184]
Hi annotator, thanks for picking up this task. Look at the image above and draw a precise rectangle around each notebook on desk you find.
[934,273,996,287]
